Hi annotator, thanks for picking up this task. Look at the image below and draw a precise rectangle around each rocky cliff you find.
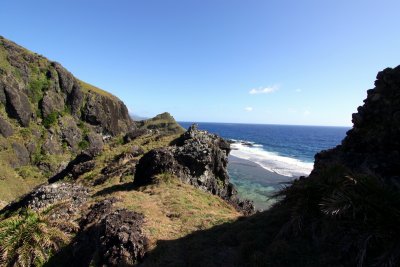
[0,36,134,203]
[313,66,400,182]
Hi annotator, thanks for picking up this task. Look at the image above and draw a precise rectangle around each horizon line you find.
[177,120,352,128]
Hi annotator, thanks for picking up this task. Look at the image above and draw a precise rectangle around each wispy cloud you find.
[249,85,279,95]
[303,109,311,116]
[295,89,302,93]
[244,107,253,112]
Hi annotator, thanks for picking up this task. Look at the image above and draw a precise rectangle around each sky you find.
[1,1,400,126]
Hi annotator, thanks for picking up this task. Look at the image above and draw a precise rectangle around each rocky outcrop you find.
[41,90,65,117]
[0,115,13,137]
[48,150,97,183]
[82,91,134,135]
[1,75,33,127]
[71,198,148,267]
[94,147,142,185]
[12,142,30,167]
[313,66,400,183]
[0,182,89,218]
[135,124,255,215]
[59,116,82,151]
[134,112,185,135]
[0,36,135,194]
[123,128,149,144]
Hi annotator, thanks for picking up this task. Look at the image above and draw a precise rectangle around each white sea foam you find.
[230,141,313,177]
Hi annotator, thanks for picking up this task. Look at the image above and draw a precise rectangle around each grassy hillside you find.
[0,36,133,205]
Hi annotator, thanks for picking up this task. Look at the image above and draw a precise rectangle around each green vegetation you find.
[0,208,77,267]
[135,112,185,135]
[0,46,12,74]
[28,75,49,103]
[43,112,58,128]
[79,80,117,100]
[78,139,89,150]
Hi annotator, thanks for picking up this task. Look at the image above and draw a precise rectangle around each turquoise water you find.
[179,122,349,210]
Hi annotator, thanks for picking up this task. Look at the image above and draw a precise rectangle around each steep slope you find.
[0,36,133,204]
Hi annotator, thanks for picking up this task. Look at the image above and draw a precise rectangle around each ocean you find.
[179,122,349,210]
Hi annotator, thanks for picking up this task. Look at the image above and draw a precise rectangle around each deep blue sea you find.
[179,122,350,210]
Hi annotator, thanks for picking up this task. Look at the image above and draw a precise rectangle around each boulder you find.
[60,116,82,151]
[71,199,148,266]
[12,142,30,167]
[0,115,13,137]
[86,132,104,156]
[42,134,63,155]
[2,76,32,126]
[41,90,65,118]
[123,129,148,143]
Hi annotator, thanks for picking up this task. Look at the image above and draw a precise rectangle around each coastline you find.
[228,155,294,210]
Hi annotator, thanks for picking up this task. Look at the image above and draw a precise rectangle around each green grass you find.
[136,112,185,135]
[0,46,12,74]
[79,80,118,100]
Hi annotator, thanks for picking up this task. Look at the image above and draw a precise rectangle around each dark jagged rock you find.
[0,115,13,137]
[71,198,148,267]
[86,132,104,156]
[123,128,149,143]
[49,151,96,183]
[0,182,89,218]
[82,91,134,135]
[59,116,82,152]
[135,124,255,215]
[42,133,63,155]
[41,90,65,117]
[313,66,400,181]
[12,142,30,167]
[71,160,96,178]
[95,149,139,185]
[2,75,32,126]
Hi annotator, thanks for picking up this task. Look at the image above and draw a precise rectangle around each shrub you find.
[78,139,89,150]
[43,112,58,128]
[0,208,77,266]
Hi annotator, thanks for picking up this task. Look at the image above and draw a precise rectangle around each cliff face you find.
[0,36,134,202]
[314,66,400,181]
[0,36,133,135]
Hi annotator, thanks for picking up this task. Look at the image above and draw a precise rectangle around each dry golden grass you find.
[96,174,240,249]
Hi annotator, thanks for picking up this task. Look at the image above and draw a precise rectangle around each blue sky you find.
[1,1,399,126]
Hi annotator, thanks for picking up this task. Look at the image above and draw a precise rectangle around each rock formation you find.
[313,66,400,182]
[0,36,134,199]
[135,124,255,215]
[1,182,89,219]
[71,198,148,267]
[134,112,185,135]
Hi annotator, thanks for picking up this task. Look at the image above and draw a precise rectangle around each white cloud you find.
[295,89,302,93]
[249,85,279,95]
[303,109,311,116]
[244,107,253,112]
